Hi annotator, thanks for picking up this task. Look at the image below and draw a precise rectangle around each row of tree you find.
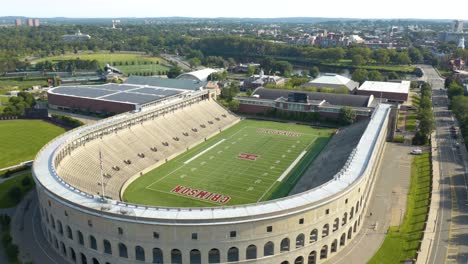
[412,83,434,145]
[35,59,99,72]
[1,92,36,116]
[447,78,468,149]
[193,36,433,67]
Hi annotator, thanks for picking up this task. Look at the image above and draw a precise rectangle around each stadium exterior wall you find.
[48,93,136,114]
[33,97,390,264]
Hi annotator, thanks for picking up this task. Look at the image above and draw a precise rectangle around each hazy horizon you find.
[2,0,468,21]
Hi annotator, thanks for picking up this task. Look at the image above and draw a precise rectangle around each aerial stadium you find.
[33,89,391,264]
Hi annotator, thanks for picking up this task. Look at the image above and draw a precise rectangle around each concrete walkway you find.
[11,190,65,264]
[326,142,413,264]
[416,134,440,264]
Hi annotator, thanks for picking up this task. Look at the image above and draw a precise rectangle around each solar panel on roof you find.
[101,92,161,104]
[53,86,116,98]
[131,88,182,97]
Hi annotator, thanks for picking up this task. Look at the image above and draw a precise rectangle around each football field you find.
[123,120,333,207]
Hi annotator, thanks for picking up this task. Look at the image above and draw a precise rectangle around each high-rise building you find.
[453,20,464,33]
[458,37,466,49]
[27,18,33,27]
[33,18,40,27]
[15,18,22,26]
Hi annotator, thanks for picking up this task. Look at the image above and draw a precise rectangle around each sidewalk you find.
[327,143,413,264]
[416,133,440,264]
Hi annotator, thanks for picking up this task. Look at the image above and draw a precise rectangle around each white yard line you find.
[184,139,226,164]
[257,150,308,202]
[277,150,307,182]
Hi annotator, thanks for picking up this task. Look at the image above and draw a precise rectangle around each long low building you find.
[48,83,189,115]
[356,81,410,103]
[47,77,212,115]
[237,87,378,120]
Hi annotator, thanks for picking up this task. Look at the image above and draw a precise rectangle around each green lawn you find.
[0,79,49,89]
[123,120,333,207]
[33,52,170,75]
[322,60,416,73]
[405,112,418,132]
[0,120,65,169]
[369,153,431,264]
[118,64,170,75]
[0,172,35,208]
[412,95,421,108]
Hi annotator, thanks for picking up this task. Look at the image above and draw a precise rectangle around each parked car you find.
[410,149,423,155]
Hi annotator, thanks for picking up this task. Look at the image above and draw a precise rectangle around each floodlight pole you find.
[99,147,106,200]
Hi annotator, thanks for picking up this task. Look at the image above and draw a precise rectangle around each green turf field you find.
[0,120,65,169]
[123,120,333,207]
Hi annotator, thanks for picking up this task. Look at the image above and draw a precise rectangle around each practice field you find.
[33,53,170,75]
[123,120,333,207]
[0,120,65,169]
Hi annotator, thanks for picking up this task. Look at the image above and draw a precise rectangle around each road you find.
[421,65,468,264]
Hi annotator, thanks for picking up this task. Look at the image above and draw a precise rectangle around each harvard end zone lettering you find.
[170,185,231,204]
[237,152,258,161]
[256,128,301,137]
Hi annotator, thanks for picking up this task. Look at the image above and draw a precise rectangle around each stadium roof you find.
[252,87,375,108]
[306,73,359,91]
[49,83,186,105]
[125,76,207,91]
[176,68,217,82]
[358,81,410,94]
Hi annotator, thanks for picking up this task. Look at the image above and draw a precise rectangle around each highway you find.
[421,65,468,264]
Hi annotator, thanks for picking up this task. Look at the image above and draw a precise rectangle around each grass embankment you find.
[0,120,65,169]
[321,60,416,73]
[0,172,35,208]
[405,112,418,132]
[369,153,431,263]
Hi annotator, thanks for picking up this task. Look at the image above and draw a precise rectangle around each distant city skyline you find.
[3,0,468,20]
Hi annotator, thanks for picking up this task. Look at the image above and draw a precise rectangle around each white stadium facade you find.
[33,89,391,264]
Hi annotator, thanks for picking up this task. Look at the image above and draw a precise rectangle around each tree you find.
[339,106,357,125]
[228,100,240,112]
[188,57,201,69]
[418,109,434,136]
[351,69,368,84]
[247,65,256,77]
[408,47,423,64]
[368,70,383,81]
[348,47,372,63]
[311,66,320,78]
[387,71,399,80]
[352,54,365,65]
[167,66,182,78]
[395,52,411,65]
[373,49,390,65]
[7,187,21,203]
[21,176,32,187]
[6,244,18,262]
[447,82,464,99]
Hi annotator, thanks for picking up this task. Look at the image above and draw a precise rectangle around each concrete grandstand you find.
[33,87,392,264]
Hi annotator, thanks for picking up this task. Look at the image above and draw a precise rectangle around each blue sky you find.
[2,0,468,20]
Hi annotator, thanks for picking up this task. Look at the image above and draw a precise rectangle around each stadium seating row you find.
[57,99,239,199]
